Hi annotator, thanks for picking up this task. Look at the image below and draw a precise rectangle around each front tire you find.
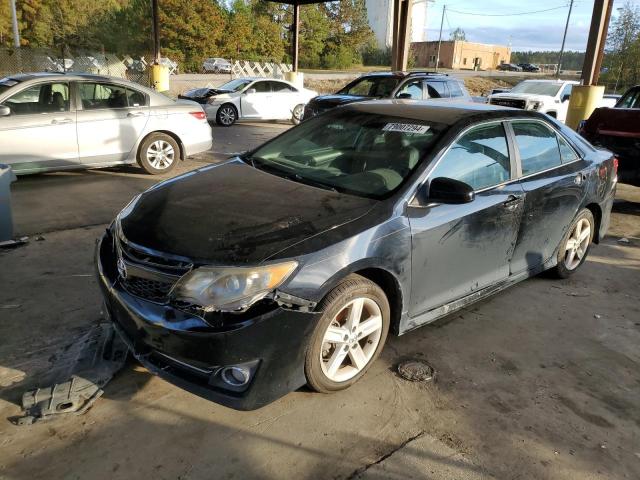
[137,133,179,175]
[291,104,304,125]
[216,104,237,127]
[305,274,390,393]
[554,208,595,278]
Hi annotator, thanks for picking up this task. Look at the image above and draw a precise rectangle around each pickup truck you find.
[579,85,640,186]
[489,79,578,123]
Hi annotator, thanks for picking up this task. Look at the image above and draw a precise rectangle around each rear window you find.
[512,121,562,175]
[0,79,19,96]
[448,81,464,97]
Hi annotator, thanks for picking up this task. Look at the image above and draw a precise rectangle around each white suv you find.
[489,79,578,123]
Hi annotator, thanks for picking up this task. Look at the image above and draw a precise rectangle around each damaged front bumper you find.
[96,231,320,410]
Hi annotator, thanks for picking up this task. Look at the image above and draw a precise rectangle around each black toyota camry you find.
[97,101,617,410]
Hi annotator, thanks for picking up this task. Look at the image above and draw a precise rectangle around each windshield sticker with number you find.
[382,123,430,134]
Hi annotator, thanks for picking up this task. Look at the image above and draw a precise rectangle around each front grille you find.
[118,238,192,275]
[122,276,175,303]
[490,98,526,109]
[114,230,190,304]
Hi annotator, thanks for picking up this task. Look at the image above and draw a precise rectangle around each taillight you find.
[190,111,206,120]
[613,156,619,175]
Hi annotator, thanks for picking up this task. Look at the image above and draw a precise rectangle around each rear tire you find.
[553,209,595,278]
[137,133,179,175]
[305,274,389,393]
[216,104,237,127]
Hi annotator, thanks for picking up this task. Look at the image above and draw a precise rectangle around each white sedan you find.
[179,78,318,126]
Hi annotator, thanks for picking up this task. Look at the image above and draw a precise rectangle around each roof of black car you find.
[342,99,544,125]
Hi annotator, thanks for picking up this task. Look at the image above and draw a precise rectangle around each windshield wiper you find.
[246,156,339,193]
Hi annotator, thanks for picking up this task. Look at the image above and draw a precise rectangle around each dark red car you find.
[580,86,640,186]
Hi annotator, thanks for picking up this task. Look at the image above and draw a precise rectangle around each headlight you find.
[171,261,298,312]
[529,101,542,110]
[207,97,223,105]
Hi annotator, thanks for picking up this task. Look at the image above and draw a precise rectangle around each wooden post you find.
[152,0,161,64]
[292,3,300,72]
[581,0,613,85]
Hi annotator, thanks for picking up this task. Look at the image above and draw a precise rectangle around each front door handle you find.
[127,112,145,118]
[503,194,523,210]
[51,118,72,125]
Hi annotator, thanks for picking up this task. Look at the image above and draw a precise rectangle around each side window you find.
[79,83,129,110]
[448,81,464,97]
[396,80,423,99]
[557,134,579,163]
[252,81,271,93]
[126,88,146,107]
[430,123,511,190]
[5,82,69,114]
[512,121,562,175]
[425,81,448,98]
[270,81,296,92]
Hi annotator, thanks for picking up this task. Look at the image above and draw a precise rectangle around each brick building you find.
[411,40,511,70]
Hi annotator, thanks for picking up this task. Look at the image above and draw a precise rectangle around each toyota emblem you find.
[117,258,128,279]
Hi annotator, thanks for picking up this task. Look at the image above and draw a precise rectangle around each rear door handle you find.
[127,111,145,118]
[503,194,523,210]
[51,118,72,125]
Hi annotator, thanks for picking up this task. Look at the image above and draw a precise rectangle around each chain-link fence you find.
[0,47,154,87]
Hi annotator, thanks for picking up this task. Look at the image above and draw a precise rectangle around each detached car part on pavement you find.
[97,101,617,410]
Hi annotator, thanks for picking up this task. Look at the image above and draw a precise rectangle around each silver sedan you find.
[0,72,212,175]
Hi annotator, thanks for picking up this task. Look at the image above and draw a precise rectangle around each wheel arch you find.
[584,202,602,243]
[355,267,404,335]
[136,130,185,162]
[314,262,406,336]
[219,102,239,118]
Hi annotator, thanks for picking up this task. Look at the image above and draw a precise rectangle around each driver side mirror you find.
[427,177,475,204]
[561,94,571,102]
[0,105,10,117]
[245,88,256,95]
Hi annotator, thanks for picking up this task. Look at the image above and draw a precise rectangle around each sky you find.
[423,0,640,52]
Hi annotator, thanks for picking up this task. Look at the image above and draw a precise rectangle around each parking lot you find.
[1,120,639,480]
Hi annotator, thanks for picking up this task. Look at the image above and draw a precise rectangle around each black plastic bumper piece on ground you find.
[96,231,321,410]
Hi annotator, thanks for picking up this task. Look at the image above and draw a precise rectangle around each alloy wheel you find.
[320,297,383,382]
[564,218,591,270]
[293,105,304,121]
[219,106,236,126]
[146,140,175,170]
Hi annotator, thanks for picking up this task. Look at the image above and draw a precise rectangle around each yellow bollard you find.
[565,85,605,130]
[150,64,170,92]
[284,71,304,89]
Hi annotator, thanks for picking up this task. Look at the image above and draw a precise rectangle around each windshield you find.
[245,111,442,199]
[218,79,252,92]
[338,76,400,97]
[510,81,562,96]
[617,88,640,108]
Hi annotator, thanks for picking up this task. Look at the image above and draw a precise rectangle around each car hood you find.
[309,94,371,108]
[119,159,378,264]
[178,89,235,103]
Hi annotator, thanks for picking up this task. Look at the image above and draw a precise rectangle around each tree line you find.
[0,0,377,71]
